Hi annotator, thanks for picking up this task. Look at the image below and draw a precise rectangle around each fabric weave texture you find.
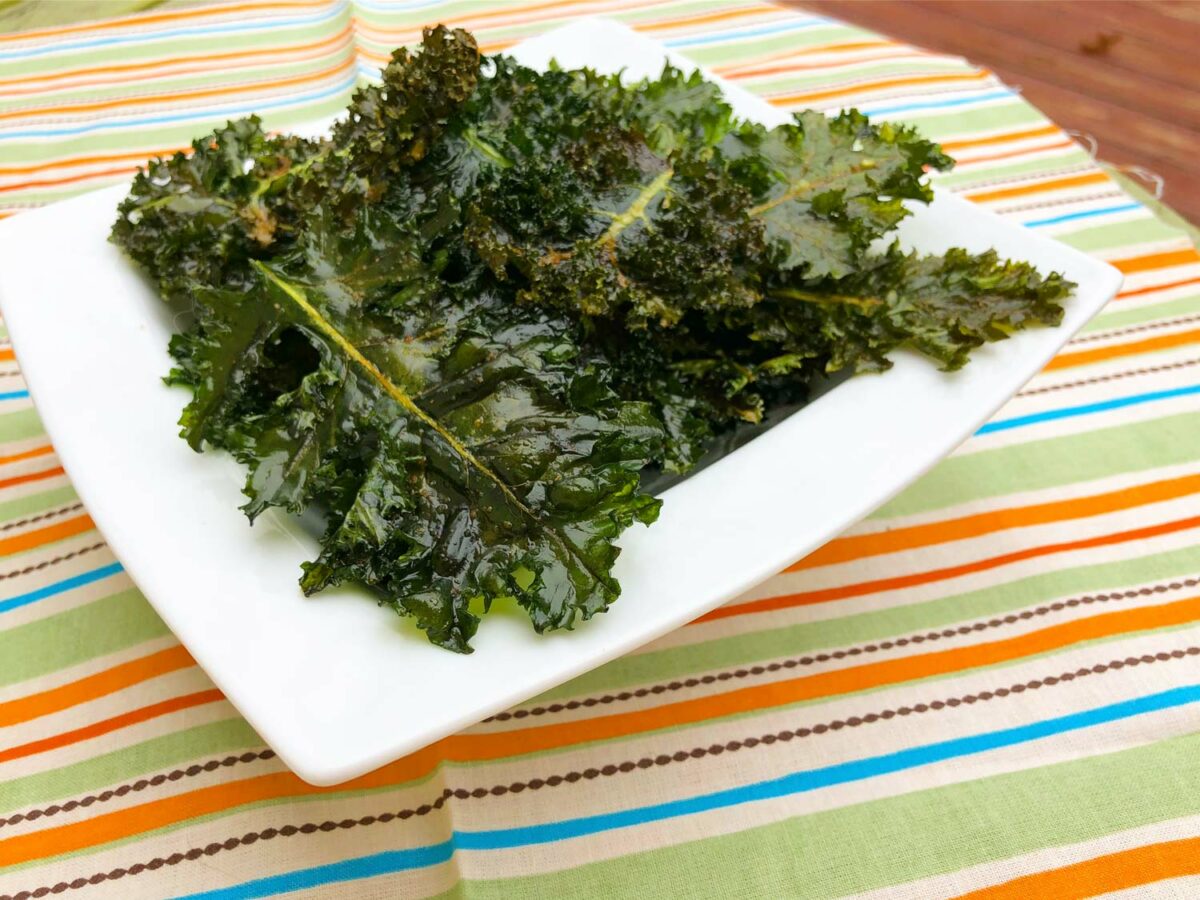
[1,2,1199,898]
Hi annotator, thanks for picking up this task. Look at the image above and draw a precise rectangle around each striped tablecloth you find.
[3,2,1200,897]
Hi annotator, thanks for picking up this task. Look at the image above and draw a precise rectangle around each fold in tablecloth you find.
[2,2,1200,898]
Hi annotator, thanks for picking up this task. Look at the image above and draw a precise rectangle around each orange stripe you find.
[790,473,1200,572]
[702,514,1200,623]
[712,40,898,75]
[0,57,353,123]
[0,645,195,727]
[1046,327,1200,371]
[966,171,1111,203]
[462,596,1200,760]
[1112,248,1200,276]
[0,444,52,466]
[639,4,783,33]
[1118,275,1200,299]
[0,689,222,764]
[0,164,146,195]
[0,24,353,96]
[0,148,186,179]
[6,595,1196,865]
[954,836,1200,900]
[940,124,1062,152]
[713,49,926,81]
[477,39,518,54]
[0,349,13,361]
[954,138,1075,166]
[0,466,64,491]
[770,70,991,105]
[0,0,327,43]
[0,513,94,556]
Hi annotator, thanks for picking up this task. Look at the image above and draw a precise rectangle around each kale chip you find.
[112,26,1072,650]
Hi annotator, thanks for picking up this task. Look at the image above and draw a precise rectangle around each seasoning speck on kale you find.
[111,26,1071,651]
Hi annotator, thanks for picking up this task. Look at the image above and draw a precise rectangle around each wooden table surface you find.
[795,0,1200,225]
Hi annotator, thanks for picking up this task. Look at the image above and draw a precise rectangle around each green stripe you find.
[0,718,259,814]
[934,154,1093,189]
[1085,294,1200,334]
[445,729,1200,899]
[1062,217,1183,253]
[0,588,168,686]
[0,485,77,523]
[737,58,973,95]
[548,541,1200,698]
[876,411,1200,519]
[0,16,350,80]
[0,50,356,113]
[905,102,1045,138]
[0,94,352,168]
[679,26,868,67]
[0,408,45,442]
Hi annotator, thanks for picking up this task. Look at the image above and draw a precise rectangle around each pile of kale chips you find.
[112,27,1072,651]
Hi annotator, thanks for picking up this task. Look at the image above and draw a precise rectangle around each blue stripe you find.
[978,383,1200,435]
[0,4,347,62]
[173,843,455,900]
[862,89,1014,117]
[664,17,829,48]
[1026,203,1143,228]
[0,74,357,141]
[0,562,124,614]
[0,390,29,401]
[175,684,1200,899]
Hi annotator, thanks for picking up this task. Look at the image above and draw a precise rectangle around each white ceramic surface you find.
[0,19,1122,785]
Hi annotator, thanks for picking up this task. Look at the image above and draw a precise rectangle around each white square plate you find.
[0,19,1121,785]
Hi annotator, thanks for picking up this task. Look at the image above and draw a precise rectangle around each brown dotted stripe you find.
[1018,358,1200,397]
[0,751,275,830]
[0,542,106,583]
[1,569,1191,836]
[5,646,1194,900]
[1071,313,1200,346]
[952,162,1096,193]
[993,190,1126,216]
[0,370,22,379]
[0,502,79,533]
[484,576,1200,723]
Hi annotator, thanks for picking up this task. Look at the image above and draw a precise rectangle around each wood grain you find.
[795,0,1200,225]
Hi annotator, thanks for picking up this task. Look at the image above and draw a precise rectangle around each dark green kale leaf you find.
[757,245,1071,373]
[111,26,485,297]
[167,206,663,651]
[111,117,324,299]
[721,110,954,278]
[334,25,480,189]
[112,26,1073,650]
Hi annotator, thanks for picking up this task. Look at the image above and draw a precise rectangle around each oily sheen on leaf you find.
[169,208,662,652]
[111,25,1072,649]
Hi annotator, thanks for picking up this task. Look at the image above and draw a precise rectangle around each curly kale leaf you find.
[722,110,954,278]
[334,25,480,187]
[168,207,662,651]
[757,245,1071,373]
[110,117,324,299]
[111,28,1073,649]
